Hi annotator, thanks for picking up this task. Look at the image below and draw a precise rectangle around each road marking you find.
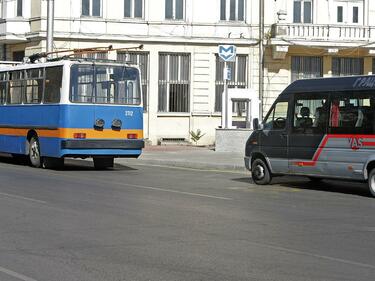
[120,183,233,201]
[46,172,233,201]
[122,162,248,174]
[0,266,39,281]
[251,242,375,269]
[0,192,47,204]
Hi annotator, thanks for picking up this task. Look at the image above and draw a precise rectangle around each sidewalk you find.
[116,145,247,173]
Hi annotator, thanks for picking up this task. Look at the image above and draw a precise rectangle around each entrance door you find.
[259,99,290,174]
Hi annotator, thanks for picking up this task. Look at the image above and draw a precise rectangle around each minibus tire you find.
[368,169,375,197]
[251,158,272,185]
[93,157,114,170]
[29,136,42,168]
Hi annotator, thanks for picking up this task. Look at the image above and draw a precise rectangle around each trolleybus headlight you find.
[94,118,105,129]
[111,119,122,129]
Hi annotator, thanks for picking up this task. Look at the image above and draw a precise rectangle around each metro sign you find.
[218,45,236,62]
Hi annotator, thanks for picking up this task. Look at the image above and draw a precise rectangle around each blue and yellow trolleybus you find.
[0,56,144,169]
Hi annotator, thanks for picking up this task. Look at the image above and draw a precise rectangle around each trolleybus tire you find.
[93,157,114,170]
[29,136,42,168]
[368,169,375,197]
[251,158,272,185]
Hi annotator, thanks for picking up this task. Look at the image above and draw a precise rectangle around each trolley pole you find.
[46,0,55,53]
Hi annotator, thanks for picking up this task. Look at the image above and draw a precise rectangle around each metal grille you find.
[332,57,364,76]
[117,52,149,111]
[291,56,323,82]
[215,54,248,113]
[158,53,190,112]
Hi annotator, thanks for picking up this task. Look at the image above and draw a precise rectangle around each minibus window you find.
[329,93,375,134]
[293,97,328,134]
[263,101,288,130]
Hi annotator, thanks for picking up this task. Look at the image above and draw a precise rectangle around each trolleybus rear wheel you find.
[368,169,375,197]
[29,136,42,168]
[251,158,272,185]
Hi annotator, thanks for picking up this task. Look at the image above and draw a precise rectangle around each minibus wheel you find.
[368,169,375,197]
[29,136,42,168]
[251,158,272,185]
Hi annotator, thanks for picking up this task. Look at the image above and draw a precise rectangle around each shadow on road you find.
[0,155,138,172]
[232,175,371,198]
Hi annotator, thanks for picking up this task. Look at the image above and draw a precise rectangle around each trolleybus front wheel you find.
[368,169,375,197]
[251,158,272,185]
[29,136,42,168]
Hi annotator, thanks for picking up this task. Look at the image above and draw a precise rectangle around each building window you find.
[13,51,25,62]
[220,0,245,21]
[165,0,184,20]
[16,0,23,17]
[118,52,149,111]
[215,54,247,113]
[124,0,143,18]
[291,56,322,82]
[332,57,364,76]
[82,0,101,17]
[158,53,190,112]
[353,6,358,23]
[337,6,343,22]
[293,0,312,23]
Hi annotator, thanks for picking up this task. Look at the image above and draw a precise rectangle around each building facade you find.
[0,0,374,145]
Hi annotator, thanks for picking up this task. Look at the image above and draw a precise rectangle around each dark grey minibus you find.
[244,75,375,196]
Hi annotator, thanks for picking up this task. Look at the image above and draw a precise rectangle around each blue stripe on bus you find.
[0,104,143,129]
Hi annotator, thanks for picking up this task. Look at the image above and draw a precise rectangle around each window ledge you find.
[157,112,191,117]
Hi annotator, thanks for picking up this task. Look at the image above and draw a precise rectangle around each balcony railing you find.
[271,23,375,42]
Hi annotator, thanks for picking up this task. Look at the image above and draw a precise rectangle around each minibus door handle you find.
[280,132,288,139]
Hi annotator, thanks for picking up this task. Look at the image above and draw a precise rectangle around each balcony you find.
[270,23,375,46]
[0,18,30,43]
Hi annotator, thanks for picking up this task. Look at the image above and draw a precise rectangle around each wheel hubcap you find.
[370,174,375,194]
[30,141,39,160]
[253,164,265,180]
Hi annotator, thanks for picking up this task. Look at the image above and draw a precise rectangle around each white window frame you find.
[331,0,363,25]
[293,0,313,23]
[220,0,245,22]
[81,0,102,17]
[165,0,185,21]
[124,0,144,19]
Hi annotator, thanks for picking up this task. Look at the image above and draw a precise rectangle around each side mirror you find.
[253,118,259,130]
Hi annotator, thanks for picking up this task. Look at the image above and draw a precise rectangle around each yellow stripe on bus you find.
[0,128,143,139]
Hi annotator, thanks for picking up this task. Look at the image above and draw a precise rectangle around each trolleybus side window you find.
[44,67,63,103]
[25,68,43,104]
[0,72,8,104]
[329,92,375,134]
[292,95,328,134]
[8,71,24,104]
[263,101,288,130]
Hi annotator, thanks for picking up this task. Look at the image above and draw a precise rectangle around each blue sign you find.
[218,45,236,62]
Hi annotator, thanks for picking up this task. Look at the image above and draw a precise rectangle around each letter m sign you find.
[218,45,236,62]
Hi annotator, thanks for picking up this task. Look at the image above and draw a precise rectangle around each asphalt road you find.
[0,157,375,281]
